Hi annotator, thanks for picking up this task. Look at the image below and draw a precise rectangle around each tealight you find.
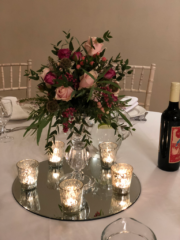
[111,163,133,195]
[48,141,65,167]
[59,179,83,214]
[16,159,39,190]
[99,142,118,169]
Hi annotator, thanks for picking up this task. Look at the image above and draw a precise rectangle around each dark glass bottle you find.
[158,82,180,171]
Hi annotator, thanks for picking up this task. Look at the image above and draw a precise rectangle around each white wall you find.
[0,0,180,112]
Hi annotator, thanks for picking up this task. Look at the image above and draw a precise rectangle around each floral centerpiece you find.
[22,30,134,154]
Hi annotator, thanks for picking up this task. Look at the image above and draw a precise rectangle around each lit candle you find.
[99,142,118,169]
[59,179,83,214]
[48,141,65,167]
[16,159,39,190]
[111,163,133,195]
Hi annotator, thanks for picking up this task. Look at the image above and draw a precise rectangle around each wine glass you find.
[0,99,13,142]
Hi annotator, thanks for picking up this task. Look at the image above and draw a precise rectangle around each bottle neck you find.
[168,101,179,110]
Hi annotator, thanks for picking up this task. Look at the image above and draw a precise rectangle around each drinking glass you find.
[101,218,157,240]
[0,99,13,142]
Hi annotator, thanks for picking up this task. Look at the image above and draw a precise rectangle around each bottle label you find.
[169,127,180,163]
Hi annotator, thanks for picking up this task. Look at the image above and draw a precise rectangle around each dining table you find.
[0,111,179,240]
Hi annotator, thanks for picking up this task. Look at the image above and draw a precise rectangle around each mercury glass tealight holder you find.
[99,142,118,169]
[59,179,83,215]
[111,163,133,195]
[48,141,65,167]
[16,159,39,190]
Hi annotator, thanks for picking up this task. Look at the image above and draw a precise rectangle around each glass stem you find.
[0,124,7,138]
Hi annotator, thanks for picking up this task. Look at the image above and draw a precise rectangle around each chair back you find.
[120,63,156,110]
[0,59,32,98]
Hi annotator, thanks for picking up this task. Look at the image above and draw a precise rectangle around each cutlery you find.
[5,126,37,133]
[131,112,148,121]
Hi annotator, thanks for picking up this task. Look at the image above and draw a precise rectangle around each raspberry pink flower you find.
[102,57,107,62]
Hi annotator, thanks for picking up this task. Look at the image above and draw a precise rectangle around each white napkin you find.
[3,96,29,120]
[121,96,138,112]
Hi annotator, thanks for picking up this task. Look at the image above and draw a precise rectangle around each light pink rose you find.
[83,37,103,56]
[55,86,74,101]
[40,68,50,80]
[79,70,98,90]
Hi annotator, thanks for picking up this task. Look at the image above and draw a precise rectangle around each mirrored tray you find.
[12,159,141,221]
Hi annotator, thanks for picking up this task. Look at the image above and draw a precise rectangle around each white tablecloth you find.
[0,111,179,240]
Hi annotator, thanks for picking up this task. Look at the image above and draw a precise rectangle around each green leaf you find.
[65,145,71,153]
[57,40,62,46]
[49,130,57,137]
[82,45,88,55]
[99,81,120,89]
[125,59,129,65]
[74,127,80,134]
[125,66,131,70]
[111,122,118,130]
[127,70,133,74]
[52,50,58,56]
[100,49,106,57]
[90,38,95,50]
[63,31,67,34]
[96,38,104,43]
[67,131,73,140]
[69,41,74,52]
[37,119,50,145]
[76,89,86,98]
[87,87,94,102]
[66,33,70,39]
[118,111,132,127]
[71,90,76,99]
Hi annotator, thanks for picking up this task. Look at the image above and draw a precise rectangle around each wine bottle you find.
[158,82,180,171]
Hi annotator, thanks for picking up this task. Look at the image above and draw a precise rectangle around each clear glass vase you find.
[90,111,131,153]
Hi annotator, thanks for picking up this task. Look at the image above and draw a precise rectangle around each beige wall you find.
[0,0,180,112]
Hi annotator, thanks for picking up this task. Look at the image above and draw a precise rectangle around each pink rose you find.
[58,48,71,59]
[55,86,74,101]
[104,68,116,79]
[83,37,103,56]
[79,70,98,90]
[71,51,83,61]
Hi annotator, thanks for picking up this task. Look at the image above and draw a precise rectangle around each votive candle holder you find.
[99,142,118,169]
[48,141,65,167]
[16,159,39,190]
[59,179,83,214]
[111,163,133,195]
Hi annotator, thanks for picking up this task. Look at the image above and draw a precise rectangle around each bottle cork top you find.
[170,82,180,102]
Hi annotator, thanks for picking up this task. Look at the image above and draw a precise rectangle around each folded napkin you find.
[121,96,138,112]
[3,96,29,120]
